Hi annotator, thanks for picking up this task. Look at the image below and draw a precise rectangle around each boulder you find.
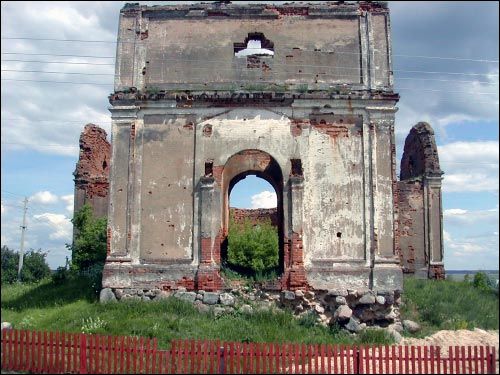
[220,293,235,306]
[403,320,421,333]
[328,289,348,298]
[334,305,353,320]
[282,291,296,301]
[314,304,325,314]
[376,296,386,305]
[295,290,304,298]
[174,291,197,303]
[203,292,219,305]
[358,293,376,304]
[335,296,347,305]
[100,288,117,303]
[345,317,363,333]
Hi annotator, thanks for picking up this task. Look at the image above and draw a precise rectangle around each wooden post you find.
[79,334,87,374]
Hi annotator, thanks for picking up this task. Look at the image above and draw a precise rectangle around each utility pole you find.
[17,197,28,282]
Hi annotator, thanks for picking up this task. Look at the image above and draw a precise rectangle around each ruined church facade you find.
[93,2,444,301]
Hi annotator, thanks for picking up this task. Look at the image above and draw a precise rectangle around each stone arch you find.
[400,122,442,180]
[219,149,285,275]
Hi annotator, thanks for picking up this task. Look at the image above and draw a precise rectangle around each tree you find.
[67,204,107,271]
[1,245,51,284]
[227,216,279,273]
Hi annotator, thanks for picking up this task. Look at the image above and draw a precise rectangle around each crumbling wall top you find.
[121,1,389,18]
[74,124,111,183]
[400,122,443,180]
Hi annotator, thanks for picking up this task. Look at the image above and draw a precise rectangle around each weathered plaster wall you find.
[103,1,404,294]
[140,115,195,261]
[114,2,392,92]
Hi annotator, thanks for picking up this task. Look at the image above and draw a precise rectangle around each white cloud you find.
[438,141,499,193]
[1,203,5,214]
[444,208,468,216]
[61,194,74,213]
[32,213,72,240]
[29,191,59,205]
[251,191,277,209]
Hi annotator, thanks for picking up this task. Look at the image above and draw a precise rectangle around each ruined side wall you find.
[73,124,110,219]
[397,122,444,279]
[397,180,426,275]
[230,208,278,228]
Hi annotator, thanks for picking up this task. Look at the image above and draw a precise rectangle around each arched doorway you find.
[219,150,284,281]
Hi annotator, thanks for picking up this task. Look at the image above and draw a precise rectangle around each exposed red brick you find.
[400,122,442,180]
[74,124,111,200]
[230,207,278,227]
[312,123,349,138]
[196,268,224,291]
[429,264,445,280]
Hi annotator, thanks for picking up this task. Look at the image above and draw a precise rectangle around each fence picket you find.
[1,330,498,375]
[462,346,467,374]
[489,345,496,375]
[455,346,461,374]
[436,346,446,374]
[480,345,485,374]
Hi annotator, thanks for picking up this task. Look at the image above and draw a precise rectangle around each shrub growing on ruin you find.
[67,204,107,272]
[227,217,278,274]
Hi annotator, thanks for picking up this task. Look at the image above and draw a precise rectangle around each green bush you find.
[51,266,70,285]
[472,271,493,291]
[1,246,51,284]
[227,217,278,274]
[67,204,107,272]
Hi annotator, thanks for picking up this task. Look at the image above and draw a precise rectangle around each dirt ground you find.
[402,328,499,374]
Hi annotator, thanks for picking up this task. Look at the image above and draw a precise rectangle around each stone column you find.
[425,175,445,279]
[102,106,138,289]
[369,113,402,292]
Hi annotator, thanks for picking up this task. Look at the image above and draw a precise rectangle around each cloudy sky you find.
[1,1,498,270]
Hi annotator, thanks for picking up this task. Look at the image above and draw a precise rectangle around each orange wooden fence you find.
[1,329,497,374]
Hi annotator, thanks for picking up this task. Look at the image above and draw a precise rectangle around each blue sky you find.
[1,1,498,271]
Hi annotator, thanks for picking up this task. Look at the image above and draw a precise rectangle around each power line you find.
[2,78,497,96]
[2,68,498,85]
[3,56,497,78]
[1,69,114,76]
[1,142,79,148]
[2,36,498,63]
[1,79,112,85]
[1,118,111,123]
[1,52,116,59]
[1,59,115,66]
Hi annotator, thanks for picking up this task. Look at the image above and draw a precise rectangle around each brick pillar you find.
[282,175,308,290]
[197,176,223,291]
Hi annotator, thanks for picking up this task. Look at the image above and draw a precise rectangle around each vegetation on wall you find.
[67,203,107,272]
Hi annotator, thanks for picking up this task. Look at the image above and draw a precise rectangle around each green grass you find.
[1,277,393,348]
[5,276,495,348]
[401,277,499,338]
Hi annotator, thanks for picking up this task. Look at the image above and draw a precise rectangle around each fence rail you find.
[1,329,497,374]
